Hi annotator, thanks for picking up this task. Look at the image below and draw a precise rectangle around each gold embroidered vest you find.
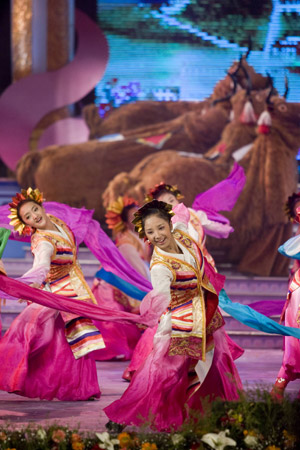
[151,229,223,360]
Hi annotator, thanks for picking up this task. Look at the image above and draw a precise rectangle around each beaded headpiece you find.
[132,199,174,239]
[285,192,300,222]
[105,196,138,233]
[145,182,184,203]
[8,187,44,235]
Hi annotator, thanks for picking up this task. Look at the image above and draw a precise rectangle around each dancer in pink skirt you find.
[105,200,242,431]
[124,173,244,381]
[271,196,300,398]
[0,188,105,401]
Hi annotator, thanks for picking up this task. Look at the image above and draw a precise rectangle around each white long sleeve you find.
[193,209,233,238]
[150,263,173,306]
[19,241,54,285]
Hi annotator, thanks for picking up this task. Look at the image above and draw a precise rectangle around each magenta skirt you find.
[92,280,141,361]
[0,303,100,400]
[277,287,300,381]
[105,327,243,431]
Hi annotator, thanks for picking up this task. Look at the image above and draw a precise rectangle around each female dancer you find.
[0,188,105,401]
[271,197,300,398]
[123,179,243,380]
[105,200,242,431]
[92,196,150,361]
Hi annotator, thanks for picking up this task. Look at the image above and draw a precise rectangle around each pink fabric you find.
[277,287,300,382]
[225,332,244,360]
[0,9,108,170]
[38,117,89,149]
[92,280,141,361]
[105,325,190,431]
[189,328,243,412]
[204,258,226,295]
[126,326,157,373]
[0,274,164,328]
[171,203,190,227]
[192,162,246,235]
[126,325,243,376]
[104,326,242,431]
[0,303,100,400]
[0,201,152,292]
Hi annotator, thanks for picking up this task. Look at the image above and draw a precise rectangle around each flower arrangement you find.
[0,390,299,450]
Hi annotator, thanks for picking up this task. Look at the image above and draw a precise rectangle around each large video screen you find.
[95,0,300,111]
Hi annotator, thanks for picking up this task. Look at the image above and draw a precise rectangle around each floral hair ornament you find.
[8,187,44,236]
[145,182,184,203]
[105,196,138,233]
[132,199,175,239]
[285,192,300,222]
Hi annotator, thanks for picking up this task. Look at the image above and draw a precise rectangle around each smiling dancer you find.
[123,170,245,381]
[105,200,242,431]
[0,188,105,401]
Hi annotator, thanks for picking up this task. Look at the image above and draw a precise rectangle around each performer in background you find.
[92,196,150,361]
[145,182,233,269]
[271,197,300,399]
[105,200,242,431]
[0,188,104,401]
[284,192,300,282]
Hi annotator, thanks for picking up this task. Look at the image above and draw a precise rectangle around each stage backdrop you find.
[95,0,300,115]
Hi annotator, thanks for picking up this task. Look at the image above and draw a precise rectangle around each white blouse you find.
[21,223,71,285]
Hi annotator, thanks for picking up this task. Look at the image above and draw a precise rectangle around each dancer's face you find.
[157,192,179,207]
[19,201,48,230]
[144,214,174,252]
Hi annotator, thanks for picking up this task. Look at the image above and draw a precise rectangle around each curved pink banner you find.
[38,117,90,149]
[0,9,109,170]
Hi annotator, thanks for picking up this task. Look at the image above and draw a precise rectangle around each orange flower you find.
[0,432,7,441]
[265,446,281,450]
[118,432,131,448]
[52,429,66,443]
[141,443,158,450]
[71,433,82,443]
[283,429,296,448]
[72,442,85,450]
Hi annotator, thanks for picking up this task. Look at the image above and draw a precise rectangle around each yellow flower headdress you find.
[132,199,175,239]
[105,196,138,234]
[8,187,44,235]
[145,182,184,203]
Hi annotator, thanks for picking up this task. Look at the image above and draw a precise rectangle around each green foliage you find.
[0,391,299,449]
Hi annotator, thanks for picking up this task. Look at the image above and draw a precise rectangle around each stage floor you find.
[0,349,299,432]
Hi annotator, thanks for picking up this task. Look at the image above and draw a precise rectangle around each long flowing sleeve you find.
[150,264,173,305]
[118,243,150,280]
[83,217,152,292]
[193,209,233,239]
[149,264,173,343]
[19,241,54,285]
[278,235,300,260]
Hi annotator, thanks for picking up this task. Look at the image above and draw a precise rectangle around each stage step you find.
[0,178,19,205]
[0,250,289,349]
